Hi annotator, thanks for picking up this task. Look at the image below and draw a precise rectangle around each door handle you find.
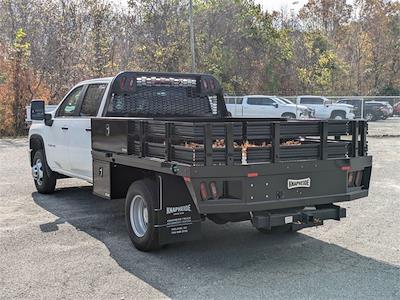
[85,128,91,132]
[61,127,68,130]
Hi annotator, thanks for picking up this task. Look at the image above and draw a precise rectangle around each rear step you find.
[252,204,346,231]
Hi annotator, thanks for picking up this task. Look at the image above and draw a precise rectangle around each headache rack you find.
[91,118,368,166]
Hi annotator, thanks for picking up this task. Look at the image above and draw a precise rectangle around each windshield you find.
[277,97,293,104]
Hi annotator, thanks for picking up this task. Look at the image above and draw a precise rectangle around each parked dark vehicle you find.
[337,99,387,121]
[394,102,400,116]
[29,71,372,251]
[375,101,393,118]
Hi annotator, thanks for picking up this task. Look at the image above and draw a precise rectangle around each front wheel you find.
[331,111,346,120]
[365,112,375,121]
[125,179,160,251]
[32,150,56,194]
[282,113,296,119]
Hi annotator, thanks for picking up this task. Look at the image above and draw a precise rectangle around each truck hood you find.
[329,103,353,109]
[286,104,309,110]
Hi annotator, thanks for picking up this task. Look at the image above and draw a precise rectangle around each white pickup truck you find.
[27,71,373,251]
[296,95,355,120]
[225,95,312,119]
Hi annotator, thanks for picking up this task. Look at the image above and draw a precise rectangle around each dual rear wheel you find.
[125,179,160,251]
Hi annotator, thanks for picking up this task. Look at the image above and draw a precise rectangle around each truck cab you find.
[29,78,112,183]
[296,95,355,120]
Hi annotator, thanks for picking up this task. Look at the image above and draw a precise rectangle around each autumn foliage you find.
[0,0,399,136]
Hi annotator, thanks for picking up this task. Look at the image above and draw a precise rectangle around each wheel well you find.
[330,110,346,118]
[29,135,44,166]
[109,164,156,199]
[281,112,296,118]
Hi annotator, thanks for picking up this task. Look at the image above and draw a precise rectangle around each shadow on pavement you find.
[32,186,400,299]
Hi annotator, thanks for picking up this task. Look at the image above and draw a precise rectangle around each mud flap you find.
[155,174,202,245]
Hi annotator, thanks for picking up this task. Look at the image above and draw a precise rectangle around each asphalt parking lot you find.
[1,119,400,299]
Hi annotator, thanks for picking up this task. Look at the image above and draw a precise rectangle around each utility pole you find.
[189,0,196,72]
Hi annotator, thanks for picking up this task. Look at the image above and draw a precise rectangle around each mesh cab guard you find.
[104,71,229,118]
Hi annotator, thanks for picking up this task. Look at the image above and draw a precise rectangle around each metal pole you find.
[361,97,364,119]
[189,0,196,72]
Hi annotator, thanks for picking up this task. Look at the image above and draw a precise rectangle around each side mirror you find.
[30,100,45,120]
[44,113,53,126]
[273,103,279,108]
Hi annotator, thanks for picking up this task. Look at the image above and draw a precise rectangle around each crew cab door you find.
[68,83,108,181]
[45,86,85,173]
[243,97,278,117]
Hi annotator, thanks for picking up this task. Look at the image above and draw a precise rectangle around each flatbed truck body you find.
[29,71,372,251]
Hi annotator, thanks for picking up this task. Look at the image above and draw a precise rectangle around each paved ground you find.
[368,116,400,136]
[1,124,400,299]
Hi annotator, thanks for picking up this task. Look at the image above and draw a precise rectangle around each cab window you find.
[80,84,107,116]
[247,97,275,106]
[58,86,84,117]
[300,98,324,105]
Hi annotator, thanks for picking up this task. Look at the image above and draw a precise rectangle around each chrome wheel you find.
[32,159,44,186]
[130,195,148,237]
[365,113,373,121]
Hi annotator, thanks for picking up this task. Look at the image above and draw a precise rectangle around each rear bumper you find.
[252,204,346,231]
[189,156,372,214]
[198,189,367,214]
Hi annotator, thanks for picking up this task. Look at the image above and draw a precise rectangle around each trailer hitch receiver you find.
[252,204,346,231]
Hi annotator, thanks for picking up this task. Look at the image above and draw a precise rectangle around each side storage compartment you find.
[92,118,131,154]
[93,159,111,199]
[93,159,146,200]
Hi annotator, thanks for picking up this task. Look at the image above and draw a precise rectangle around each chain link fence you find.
[224,94,400,137]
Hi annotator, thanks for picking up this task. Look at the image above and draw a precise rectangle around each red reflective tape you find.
[183,176,191,183]
[340,166,351,171]
[247,172,258,178]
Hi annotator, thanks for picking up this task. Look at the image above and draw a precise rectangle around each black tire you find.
[125,179,160,251]
[330,111,346,120]
[32,150,57,194]
[364,112,375,121]
[282,112,296,119]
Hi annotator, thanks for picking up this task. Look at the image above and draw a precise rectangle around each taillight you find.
[128,78,135,90]
[355,171,363,186]
[209,181,218,199]
[202,79,208,90]
[348,170,364,187]
[200,182,208,200]
[348,172,355,187]
[210,79,216,91]
[119,76,126,89]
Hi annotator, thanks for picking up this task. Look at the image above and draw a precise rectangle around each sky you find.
[254,0,400,13]
[254,0,309,13]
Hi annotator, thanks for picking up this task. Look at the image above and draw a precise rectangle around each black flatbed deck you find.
[88,71,373,249]
[91,117,371,213]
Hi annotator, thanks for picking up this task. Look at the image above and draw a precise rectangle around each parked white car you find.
[296,95,355,120]
[225,95,312,119]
